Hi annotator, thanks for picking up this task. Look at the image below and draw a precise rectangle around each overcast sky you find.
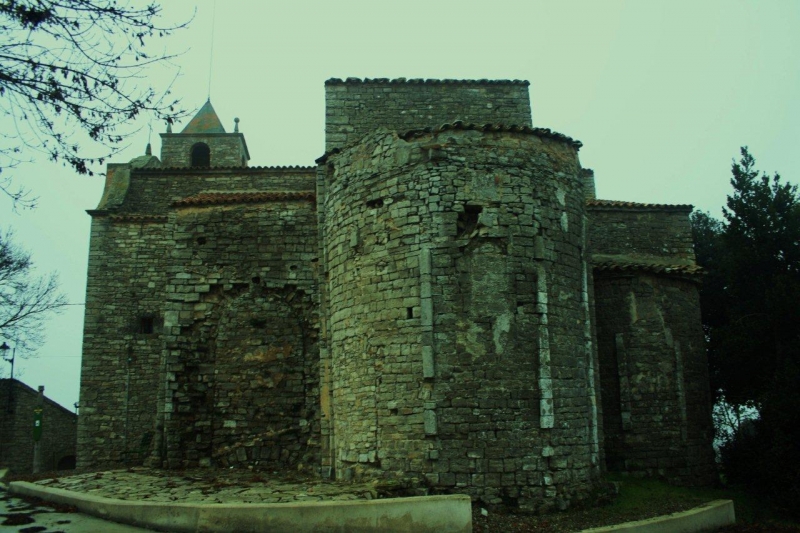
[1,0,798,410]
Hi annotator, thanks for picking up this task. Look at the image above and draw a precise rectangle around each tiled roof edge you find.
[86,209,167,222]
[326,77,529,86]
[317,122,580,164]
[593,260,703,278]
[401,122,581,148]
[134,165,316,173]
[172,191,316,208]
[587,199,693,212]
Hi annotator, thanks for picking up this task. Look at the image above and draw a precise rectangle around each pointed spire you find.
[145,142,152,156]
[166,122,173,133]
[181,99,226,134]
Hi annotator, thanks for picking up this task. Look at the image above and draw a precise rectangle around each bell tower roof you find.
[181,99,226,134]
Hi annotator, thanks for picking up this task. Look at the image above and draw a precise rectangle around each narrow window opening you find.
[249,318,267,328]
[407,307,414,319]
[139,316,154,335]
[457,205,482,238]
[366,198,384,208]
[190,142,211,167]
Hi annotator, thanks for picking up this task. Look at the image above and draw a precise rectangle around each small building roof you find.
[181,100,226,134]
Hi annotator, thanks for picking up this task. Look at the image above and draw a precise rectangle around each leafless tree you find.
[0,228,67,352]
[0,1,191,208]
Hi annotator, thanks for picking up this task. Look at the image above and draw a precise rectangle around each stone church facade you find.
[78,78,715,511]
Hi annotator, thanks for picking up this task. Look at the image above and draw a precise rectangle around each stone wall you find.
[587,202,695,263]
[111,167,316,214]
[588,202,715,485]
[592,273,716,485]
[78,216,170,468]
[79,166,319,470]
[321,125,603,512]
[0,380,77,474]
[156,195,320,469]
[325,79,532,151]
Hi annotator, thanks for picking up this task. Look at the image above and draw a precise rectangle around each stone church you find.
[78,78,716,511]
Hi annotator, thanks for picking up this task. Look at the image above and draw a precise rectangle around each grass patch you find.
[606,473,799,527]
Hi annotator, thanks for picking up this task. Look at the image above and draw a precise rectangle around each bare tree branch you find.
[0,1,192,206]
[0,228,67,352]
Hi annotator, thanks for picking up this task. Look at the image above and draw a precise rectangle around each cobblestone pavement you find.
[1,489,153,532]
[28,467,383,504]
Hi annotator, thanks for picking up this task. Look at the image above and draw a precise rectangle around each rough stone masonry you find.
[78,78,716,513]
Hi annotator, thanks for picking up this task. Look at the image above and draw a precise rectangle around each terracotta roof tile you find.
[317,122,580,164]
[107,214,168,222]
[401,122,581,147]
[593,260,703,278]
[172,192,316,207]
[135,165,315,173]
[586,199,693,211]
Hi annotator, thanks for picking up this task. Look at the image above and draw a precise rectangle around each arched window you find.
[190,142,211,167]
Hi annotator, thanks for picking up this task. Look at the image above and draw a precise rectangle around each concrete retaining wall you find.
[9,481,472,533]
[580,499,735,532]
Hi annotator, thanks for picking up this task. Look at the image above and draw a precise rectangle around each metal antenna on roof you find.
[207,0,217,100]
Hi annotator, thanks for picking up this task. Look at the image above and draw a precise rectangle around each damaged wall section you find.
[158,197,320,469]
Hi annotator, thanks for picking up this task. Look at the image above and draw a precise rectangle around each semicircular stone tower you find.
[319,81,603,510]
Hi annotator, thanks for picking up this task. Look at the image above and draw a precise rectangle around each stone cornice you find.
[326,77,529,86]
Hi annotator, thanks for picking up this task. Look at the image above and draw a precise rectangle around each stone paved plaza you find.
[30,467,382,504]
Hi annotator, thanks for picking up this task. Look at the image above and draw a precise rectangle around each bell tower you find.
[159,100,250,168]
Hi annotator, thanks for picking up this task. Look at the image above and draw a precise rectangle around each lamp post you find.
[0,341,13,381]
[2,341,15,415]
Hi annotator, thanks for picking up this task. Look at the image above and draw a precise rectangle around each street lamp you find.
[1,341,15,415]
[1,341,14,381]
